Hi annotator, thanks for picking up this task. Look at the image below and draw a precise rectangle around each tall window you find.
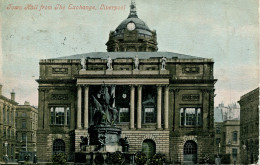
[144,108,155,123]
[22,120,26,129]
[7,110,9,124]
[22,112,27,117]
[216,127,221,134]
[180,108,202,126]
[232,131,238,142]
[232,148,237,158]
[119,108,129,122]
[22,133,26,142]
[142,139,156,159]
[3,107,5,123]
[53,139,65,154]
[50,106,70,125]
[216,138,220,145]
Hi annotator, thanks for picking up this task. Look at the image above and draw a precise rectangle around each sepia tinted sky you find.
[0,0,259,107]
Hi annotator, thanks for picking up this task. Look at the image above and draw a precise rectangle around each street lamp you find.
[4,141,8,163]
[243,144,247,165]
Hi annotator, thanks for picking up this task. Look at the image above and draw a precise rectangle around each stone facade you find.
[15,102,38,156]
[0,85,18,163]
[238,88,259,164]
[214,104,241,164]
[36,2,216,164]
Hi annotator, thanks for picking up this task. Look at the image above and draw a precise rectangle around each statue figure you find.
[107,56,113,70]
[80,136,89,151]
[81,58,86,70]
[134,55,139,70]
[92,85,118,125]
[161,56,167,70]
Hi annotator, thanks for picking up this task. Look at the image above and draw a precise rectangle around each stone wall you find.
[122,130,170,158]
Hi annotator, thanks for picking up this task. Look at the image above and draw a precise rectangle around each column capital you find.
[169,88,180,94]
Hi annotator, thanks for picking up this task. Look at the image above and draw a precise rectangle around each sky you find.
[0,0,259,107]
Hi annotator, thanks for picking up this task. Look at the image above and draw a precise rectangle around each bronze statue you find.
[92,85,118,125]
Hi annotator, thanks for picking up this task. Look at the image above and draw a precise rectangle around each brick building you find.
[238,88,259,164]
[15,101,38,158]
[36,2,217,164]
[0,84,18,163]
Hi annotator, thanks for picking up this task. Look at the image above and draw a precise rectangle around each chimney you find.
[11,89,15,101]
[0,84,2,95]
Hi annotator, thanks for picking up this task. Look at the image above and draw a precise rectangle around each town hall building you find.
[36,1,217,164]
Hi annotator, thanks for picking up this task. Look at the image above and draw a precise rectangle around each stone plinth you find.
[88,125,122,146]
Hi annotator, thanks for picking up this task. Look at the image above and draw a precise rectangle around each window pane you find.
[180,108,184,126]
[145,108,155,123]
[55,107,65,125]
[66,107,70,125]
[119,108,129,122]
[186,108,196,125]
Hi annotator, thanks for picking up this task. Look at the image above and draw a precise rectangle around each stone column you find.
[137,85,142,129]
[164,86,169,129]
[13,108,16,128]
[157,86,162,129]
[77,86,82,129]
[130,85,135,129]
[0,103,3,125]
[84,86,89,129]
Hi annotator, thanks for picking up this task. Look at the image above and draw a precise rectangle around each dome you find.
[114,17,153,37]
[112,1,153,38]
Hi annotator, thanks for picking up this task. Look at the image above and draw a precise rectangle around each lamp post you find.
[4,141,8,163]
[243,144,247,165]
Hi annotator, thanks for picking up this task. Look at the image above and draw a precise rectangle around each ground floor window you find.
[142,139,156,159]
[232,148,237,158]
[53,139,65,154]
[180,108,202,126]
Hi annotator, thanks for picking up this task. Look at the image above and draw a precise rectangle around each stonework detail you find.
[182,67,200,74]
[182,94,200,101]
[52,68,68,74]
[51,94,69,100]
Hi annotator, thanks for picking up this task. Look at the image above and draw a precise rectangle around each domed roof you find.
[112,1,153,37]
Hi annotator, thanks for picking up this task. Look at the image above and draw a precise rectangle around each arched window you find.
[183,140,197,164]
[53,139,65,154]
[142,139,156,159]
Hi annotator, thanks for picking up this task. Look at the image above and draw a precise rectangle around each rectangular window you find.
[119,108,130,122]
[22,112,27,117]
[216,138,220,145]
[180,108,202,126]
[216,127,221,134]
[22,133,26,142]
[3,107,5,123]
[144,108,155,123]
[22,120,26,129]
[7,110,9,124]
[50,106,70,125]
[233,131,238,142]
[232,148,237,158]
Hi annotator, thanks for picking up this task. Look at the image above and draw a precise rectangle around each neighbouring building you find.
[36,2,217,164]
[238,88,259,164]
[15,101,38,159]
[0,84,18,163]
[214,103,240,164]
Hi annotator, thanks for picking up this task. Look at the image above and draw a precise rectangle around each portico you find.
[76,69,170,130]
